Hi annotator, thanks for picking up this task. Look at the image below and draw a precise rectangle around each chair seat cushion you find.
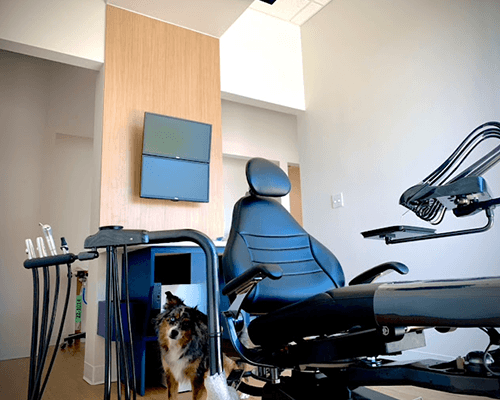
[247,284,381,347]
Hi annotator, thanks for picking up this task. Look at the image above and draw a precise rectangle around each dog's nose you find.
[170,329,179,339]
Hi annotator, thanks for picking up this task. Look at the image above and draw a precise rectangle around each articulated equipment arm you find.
[364,122,500,244]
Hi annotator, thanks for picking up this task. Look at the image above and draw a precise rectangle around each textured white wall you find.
[222,100,299,163]
[220,9,305,111]
[0,50,96,360]
[0,51,48,360]
[299,0,500,360]
[0,0,105,69]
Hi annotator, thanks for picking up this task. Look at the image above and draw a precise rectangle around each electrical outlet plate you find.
[332,193,344,209]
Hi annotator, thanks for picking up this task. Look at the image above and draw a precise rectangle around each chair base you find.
[260,374,397,400]
[261,376,351,400]
[235,356,500,400]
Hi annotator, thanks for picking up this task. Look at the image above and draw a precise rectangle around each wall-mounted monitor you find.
[140,112,212,203]
[142,112,211,162]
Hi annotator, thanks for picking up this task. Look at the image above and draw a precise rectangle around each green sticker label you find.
[75,295,82,323]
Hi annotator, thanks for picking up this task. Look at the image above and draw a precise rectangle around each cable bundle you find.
[24,225,136,400]
[103,245,137,400]
[25,234,72,400]
[401,122,500,224]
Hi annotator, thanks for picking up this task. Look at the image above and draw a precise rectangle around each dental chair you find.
[221,151,500,399]
[23,122,500,400]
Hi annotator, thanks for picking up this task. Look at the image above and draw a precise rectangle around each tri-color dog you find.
[154,291,236,400]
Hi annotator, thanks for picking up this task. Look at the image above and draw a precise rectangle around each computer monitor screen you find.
[140,155,209,203]
[142,112,211,163]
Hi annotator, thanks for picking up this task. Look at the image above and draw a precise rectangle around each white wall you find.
[222,100,300,163]
[220,9,305,112]
[0,51,48,360]
[221,99,300,236]
[0,50,97,360]
[0,0,105,70]
[223,156,251,239]
[83,65,105,385]
[299,0,500,360]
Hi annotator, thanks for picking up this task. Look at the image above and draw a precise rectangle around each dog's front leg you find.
[191,376,207,400]
[163,365,179,400]
[166,373,179,400]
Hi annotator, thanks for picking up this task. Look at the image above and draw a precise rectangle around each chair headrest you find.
[246,158,291,197]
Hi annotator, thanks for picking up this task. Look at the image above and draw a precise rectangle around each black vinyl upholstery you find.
[248,284,380,346]
[222,158,345,316]
[246,157,291,197]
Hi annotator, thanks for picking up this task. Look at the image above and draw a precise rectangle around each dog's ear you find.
[164,291,183,308]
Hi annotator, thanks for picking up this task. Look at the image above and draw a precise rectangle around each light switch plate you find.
[332,193,344,209]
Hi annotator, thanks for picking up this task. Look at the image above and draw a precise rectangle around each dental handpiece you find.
[25,239,37,260]
[60,237,69,254]
[40,223,57,256]
[36,237,48,258]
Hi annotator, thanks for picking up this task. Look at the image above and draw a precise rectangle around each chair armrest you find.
[349,262,409,285]
[222,264,283,297]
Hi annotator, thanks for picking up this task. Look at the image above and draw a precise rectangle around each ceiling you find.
[107,0,331,38]
[250,0,331,25]
[107,0,254,38]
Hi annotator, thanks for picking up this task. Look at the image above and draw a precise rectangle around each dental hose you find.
[27,267,39,398]
[37,263,72,399]
[30,265,58,400]
[122,246,137,400]
[106,246,136,400]
[25,235,73,400]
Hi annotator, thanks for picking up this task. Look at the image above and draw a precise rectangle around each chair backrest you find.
[222,158,345,315]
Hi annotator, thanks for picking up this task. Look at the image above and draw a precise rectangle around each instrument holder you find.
[364,122,500,245]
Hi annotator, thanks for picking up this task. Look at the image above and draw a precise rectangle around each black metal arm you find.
[23,251,98,269]
[222,264,283,297]
[349,262,409,285]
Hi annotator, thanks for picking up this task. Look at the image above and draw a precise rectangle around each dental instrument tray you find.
[361,225,436,241]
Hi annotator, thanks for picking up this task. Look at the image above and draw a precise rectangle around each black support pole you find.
[104,247,112,400]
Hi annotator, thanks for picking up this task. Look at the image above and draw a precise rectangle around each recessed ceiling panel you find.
[250,0,309,21]
[250,0,331,25]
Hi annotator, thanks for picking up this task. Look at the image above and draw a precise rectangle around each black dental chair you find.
[221,157,500,399]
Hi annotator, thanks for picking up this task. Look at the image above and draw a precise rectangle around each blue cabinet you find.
[103,245,225,396]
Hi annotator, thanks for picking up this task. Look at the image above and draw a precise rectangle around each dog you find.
[154,291,237,400]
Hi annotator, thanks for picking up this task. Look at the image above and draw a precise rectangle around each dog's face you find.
[154,291,208,353]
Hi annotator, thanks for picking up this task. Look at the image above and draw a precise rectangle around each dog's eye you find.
[169,316,176,323]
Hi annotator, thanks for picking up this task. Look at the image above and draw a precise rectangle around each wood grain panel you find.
[288,164,303,226]
[101,5,223,238]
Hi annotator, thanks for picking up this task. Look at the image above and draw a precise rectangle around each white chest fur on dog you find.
[160,285,207,393]
[163,339,190,385]
[160,326,192,392]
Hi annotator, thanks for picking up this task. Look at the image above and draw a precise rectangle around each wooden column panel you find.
[288,164,303,226]
[101,6,223,238]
